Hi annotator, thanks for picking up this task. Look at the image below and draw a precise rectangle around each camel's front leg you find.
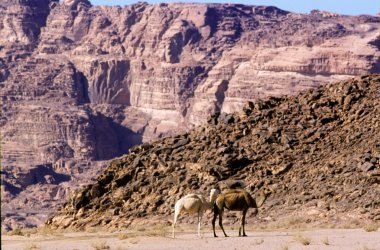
[212,207,218,237]
[173,210,180,238]
[219,209,228,237]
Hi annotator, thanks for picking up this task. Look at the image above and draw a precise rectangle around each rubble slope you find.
[47,75,380,230]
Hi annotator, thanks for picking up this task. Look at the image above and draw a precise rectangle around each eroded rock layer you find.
[1,0,380,229]
[47,75,380,230]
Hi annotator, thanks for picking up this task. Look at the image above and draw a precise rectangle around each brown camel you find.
[212,188,273,237]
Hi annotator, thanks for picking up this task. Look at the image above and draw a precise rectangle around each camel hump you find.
[215,195,225,209]
[224,188,245,194]
[224,190,256,207]
[184,194,199,198]
[183,194,205,201]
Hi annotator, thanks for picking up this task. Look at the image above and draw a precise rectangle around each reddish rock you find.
[1,1,380,229]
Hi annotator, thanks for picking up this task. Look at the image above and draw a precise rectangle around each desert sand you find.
[2,228,379,250]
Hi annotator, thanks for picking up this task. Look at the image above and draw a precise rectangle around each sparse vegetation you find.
[129,238,139,244]
[86,227,98,233]
[24,228,38,237]
[24,243,39,250]
[118,233,129,240]
[114,247,128,250]
[359,246,376,250]
[260,216,310,230]
[279,244,289,250]
[341,219,362,229]
[38,226,63,236]
[146,224,168,237]
[322,236,330,245]
[294,234,311,245]
[91,240,110,250]
[253,238,264,245]
[136,227,146,232]
[363,223,378,232]
[9,228,24,236]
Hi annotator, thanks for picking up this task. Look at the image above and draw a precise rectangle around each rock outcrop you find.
[47,75,380,230]
[1,1,380,229]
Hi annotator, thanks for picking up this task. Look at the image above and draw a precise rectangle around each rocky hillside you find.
[47,75,380,230]
[1,0,380,229]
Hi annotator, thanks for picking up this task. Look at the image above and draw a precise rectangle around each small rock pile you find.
[47,75,380,230]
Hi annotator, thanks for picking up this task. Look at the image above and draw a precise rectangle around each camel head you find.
[253,187,273,208]
[261,187,274,197]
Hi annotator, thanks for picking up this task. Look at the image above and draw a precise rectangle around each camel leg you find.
[238,212,242,237]
[197,210,203,237]
[172,209,180,238]
[212,207,218,237]
[239,209,248,237]
[242,209,247,237]
[219,209,228,237]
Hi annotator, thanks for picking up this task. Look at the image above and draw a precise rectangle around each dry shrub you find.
[118,233,129,240]
[91,240,110,250]
[37,226,63,236]
[322,236,330,245]
[360,246,376,250]
[8,228,24,236]
[136,227,146,232]
[263,216,308,230]
[129,238,139,244]
[363,223,378,232]
[293,234,311,245]
[23,228,38,237]
[129,224,169,237]
[24,243,39,250]
[145,224,168,237]
[253,238,264,245]
[278,244,289,250]
[86,227,98,233]
[341,219,362,229]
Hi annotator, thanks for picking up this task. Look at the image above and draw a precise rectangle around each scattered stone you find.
[359,162,375,172]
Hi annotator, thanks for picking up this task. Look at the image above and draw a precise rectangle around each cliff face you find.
[1,0,380,229]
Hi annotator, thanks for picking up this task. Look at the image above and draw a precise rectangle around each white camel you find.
[172,189,220,238]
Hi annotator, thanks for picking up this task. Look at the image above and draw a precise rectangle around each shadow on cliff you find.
[92,112,142,161]
[2,164,71,196]
[75,71,91,104]
[369,36,380,73]
[30,164,71,184]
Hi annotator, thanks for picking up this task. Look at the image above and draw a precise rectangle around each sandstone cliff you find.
[1,0,380,229]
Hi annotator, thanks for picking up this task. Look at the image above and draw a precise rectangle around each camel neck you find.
[210,195,216,205]
[256,193,268,208]
[210,191,218,204]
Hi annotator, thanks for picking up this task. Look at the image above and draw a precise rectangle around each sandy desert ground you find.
[2,228,380,250]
